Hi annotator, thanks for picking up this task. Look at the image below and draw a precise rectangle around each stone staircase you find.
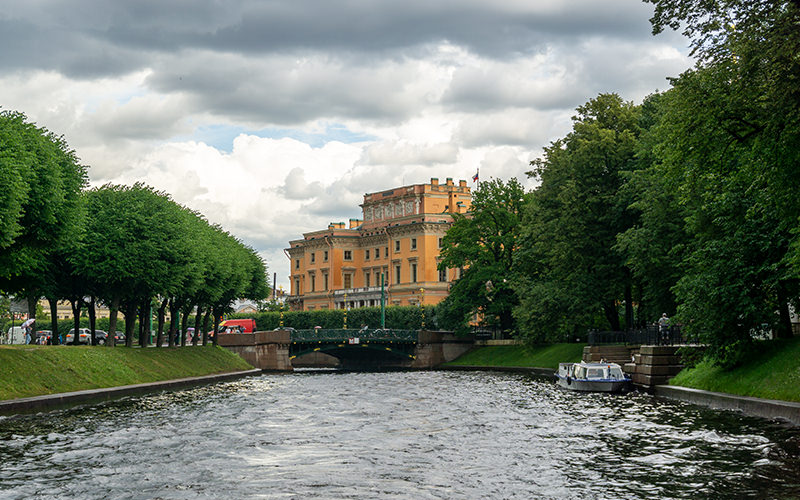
[582,345,635,365]
[623,345,684,388]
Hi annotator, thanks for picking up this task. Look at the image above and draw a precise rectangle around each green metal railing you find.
[290,328,417,343]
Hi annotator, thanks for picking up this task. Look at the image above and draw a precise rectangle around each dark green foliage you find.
[514,94,642,342]
[437,178,527,335]
[229,305,437,331]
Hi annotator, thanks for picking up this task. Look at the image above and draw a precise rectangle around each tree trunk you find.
[123,302,136,347]
[156,297,168,347]
[202,307,211,346]
[624,282,634,331]
[70,298,82,345]
[108,296,119,347]
[48,297,60,345]
[180,306,191,347]
[603,302,621,331]
[168,298,178,348]
[193,305,203,346]
[775,280,794,339]
[138,299,151,347]
[88,296,97,345]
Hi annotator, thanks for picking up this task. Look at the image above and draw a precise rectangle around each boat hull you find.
[555,375,631,393]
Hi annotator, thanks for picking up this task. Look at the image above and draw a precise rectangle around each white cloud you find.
[0,0,695,289]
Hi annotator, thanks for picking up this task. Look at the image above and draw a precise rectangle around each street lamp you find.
[343,292,348,330]
[419,287,425,330]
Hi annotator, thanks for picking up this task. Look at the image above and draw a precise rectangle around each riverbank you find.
[0,344,254,401]
[669,337,800,403]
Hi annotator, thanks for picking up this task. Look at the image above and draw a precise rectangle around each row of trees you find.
[0,111,270,346]
[438,0,800,366]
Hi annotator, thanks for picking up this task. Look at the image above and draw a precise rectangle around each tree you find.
[514,94,641,341]
[644,0,800,365]
[0,110,87,333]
[615,93,686,323]
[78,184,196,346]
[437,178,527,334]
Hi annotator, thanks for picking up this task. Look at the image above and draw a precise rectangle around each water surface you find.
[1,370,798,499]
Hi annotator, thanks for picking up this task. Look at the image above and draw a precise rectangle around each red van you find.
[218,319,257,334]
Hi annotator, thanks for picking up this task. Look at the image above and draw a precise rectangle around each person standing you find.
[658,313,670,345]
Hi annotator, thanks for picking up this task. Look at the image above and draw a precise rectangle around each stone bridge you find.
[217,328,473,371]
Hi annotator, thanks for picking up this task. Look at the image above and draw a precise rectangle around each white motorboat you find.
[555,361,631,392]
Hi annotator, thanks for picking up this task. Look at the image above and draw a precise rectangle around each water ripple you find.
[0,371,799,499]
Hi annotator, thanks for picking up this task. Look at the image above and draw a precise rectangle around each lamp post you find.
[419,287,425,330]
[343,292,348,330]
[380,273,385,329]
[279,301,284,328]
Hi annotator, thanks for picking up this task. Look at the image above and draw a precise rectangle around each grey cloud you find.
[1,0,662,77]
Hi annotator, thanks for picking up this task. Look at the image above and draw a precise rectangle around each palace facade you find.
[286,178,472,311]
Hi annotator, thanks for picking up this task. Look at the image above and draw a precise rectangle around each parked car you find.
[66,328,92,345]
[114,331,126,345]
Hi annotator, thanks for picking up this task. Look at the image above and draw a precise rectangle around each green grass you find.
[670,337,800,402]
[443,343,584,370]
[0,345,254,401]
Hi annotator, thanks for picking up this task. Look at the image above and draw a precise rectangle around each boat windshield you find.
[586,368,604,379]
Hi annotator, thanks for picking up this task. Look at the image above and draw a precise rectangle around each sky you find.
[0,0,693,291]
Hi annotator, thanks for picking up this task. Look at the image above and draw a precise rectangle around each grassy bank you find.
[669,337,800,402]
[0,345,254,401]
[443,343,584,370]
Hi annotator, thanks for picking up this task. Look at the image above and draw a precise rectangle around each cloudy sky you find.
[0,0,692,290]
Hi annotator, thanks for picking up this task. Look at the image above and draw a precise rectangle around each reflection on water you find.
[0,370,798,499]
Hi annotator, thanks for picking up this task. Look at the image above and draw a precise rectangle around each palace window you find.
[310,252,315,263]
[323,273,329,291]
[439,268,447,282]
[344,273,352,289]
[344,250,352,260]
[295,259,300,269]
[395,240,401,252]
[365,249,370,260]
[365,271,371,287]
[395,264,401,284]
[411,263,418,283]
[411,238,417,250]
[323,250,329,262]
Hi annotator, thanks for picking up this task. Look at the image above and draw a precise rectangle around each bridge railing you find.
[290,328,418,342]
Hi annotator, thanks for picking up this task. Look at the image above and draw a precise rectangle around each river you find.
[1,370,799,499]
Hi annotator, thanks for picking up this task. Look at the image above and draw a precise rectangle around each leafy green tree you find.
[614,93,686,323]
[437,178,527,335]
[79,184,195,346]
[514,94,641,341]
[644,0,800,365]
[0,110,87,331]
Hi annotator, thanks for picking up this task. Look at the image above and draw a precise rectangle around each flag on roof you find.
[472,171,479,182]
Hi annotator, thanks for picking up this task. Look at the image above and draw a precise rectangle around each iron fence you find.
[291,328,418,343]
[588,325,690,346]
